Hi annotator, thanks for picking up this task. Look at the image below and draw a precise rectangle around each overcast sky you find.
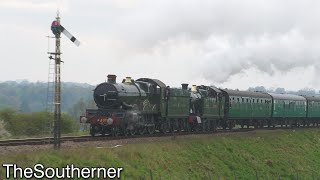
[1,0,320,90]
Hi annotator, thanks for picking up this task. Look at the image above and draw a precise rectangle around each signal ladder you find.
[45,38,55,135]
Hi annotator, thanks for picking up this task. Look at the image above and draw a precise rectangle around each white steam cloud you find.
[89,0,320,86]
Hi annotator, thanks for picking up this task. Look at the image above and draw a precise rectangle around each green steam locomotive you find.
[80,74,320,136]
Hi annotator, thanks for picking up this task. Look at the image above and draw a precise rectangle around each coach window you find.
[237,98,240,103]
[242,98,244,103]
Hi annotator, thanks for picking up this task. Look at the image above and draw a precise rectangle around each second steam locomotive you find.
[81,74,320,136]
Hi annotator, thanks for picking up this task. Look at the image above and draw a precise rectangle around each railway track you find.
[0,126,316,147]
[0,128,255,147]
[0,136,89,146]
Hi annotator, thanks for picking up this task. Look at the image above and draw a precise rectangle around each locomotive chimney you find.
[107,74,117,83]
[125,77,132,83]
[191,85,197,92]
[182,83,188,90]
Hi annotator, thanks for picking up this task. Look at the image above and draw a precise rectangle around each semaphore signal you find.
[48,11,80,149]
[51,20,80,47]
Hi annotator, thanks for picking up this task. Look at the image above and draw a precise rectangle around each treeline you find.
[0,81,97,138]
[0,81,95,113]
[247,86,319,96]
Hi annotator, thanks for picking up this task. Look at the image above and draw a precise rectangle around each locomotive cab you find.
[135,78,167,115]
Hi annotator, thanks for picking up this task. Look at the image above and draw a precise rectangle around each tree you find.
[20,100,30,112]
[248,86,267,92]
[68,98,95,119]
[0,81,94,112]
[297,88,316,96]
[275,88,286,94]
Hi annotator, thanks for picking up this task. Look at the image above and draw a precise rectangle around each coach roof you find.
[221,89,271,98]
[267,93,306,101]
[303,96,320,102]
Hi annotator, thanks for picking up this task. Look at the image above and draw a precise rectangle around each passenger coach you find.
[220,89,272,129]
[267,93,306,127]
[304,96,320,126]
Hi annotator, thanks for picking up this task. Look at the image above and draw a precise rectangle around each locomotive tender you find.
[81,74,320,136]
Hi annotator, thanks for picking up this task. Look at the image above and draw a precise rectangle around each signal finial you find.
[56,8,60,18]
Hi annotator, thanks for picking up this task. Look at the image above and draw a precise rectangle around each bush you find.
[0,120,11,138]
[0,109,79,136]
[61,113,79,134]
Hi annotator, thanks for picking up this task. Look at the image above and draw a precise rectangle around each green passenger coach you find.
[220,89,272,129]
[268,93,306,127]
[303,96,320,126]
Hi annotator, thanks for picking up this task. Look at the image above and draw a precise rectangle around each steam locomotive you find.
[80,74,320,136]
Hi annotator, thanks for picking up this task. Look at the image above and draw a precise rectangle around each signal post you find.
[49,12,80,149]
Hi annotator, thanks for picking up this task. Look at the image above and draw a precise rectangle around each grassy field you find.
[1,129,320,179]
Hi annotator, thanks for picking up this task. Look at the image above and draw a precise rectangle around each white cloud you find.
[1,0,320,91]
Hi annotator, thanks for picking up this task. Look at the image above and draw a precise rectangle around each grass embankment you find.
[1,129,320,179]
